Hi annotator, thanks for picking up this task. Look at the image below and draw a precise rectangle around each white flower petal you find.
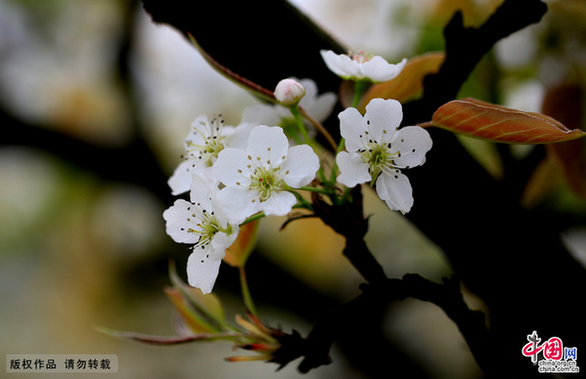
[168,160,202,196]
[320,50,360,79]
[189,171,219,205]
[210,197,232,229]
[188,115,212,141]
[376,171,414,214]
[307,92,338,123]
[225,123,254,151]
[364,98,402,143]
[216,185,260,224]
[187,248,222,294]
[336,151,370,187]
[162,199,201,244]
[260,191,297,217]
[247,126,289,167]
[222,225,239,249]
[298,78,318,105]
[282,145,320,188]
[361,57,407,83]
[241,104,281,126]
[338,107,367,152]
[209,232,232,260]
[212,148,250,187]
[390,126,433,168]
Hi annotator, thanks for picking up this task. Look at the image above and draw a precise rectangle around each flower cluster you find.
[321,50,432,213]
[163,51,433,295]
[117,47,438,371]
[163,79,328,294]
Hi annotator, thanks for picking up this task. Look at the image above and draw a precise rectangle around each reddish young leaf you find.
[164,286,225,334]
[431,98,586,144]
[542,85,586,199]
[98,327,239,345]
[167,262,227,333]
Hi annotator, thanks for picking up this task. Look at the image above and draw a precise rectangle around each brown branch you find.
[271,274,495,375]
[312,188,387,285]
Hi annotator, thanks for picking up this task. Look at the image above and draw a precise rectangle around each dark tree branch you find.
[141,0,346,94]
[401,1,586,376]
[403,0,548,123]
[396,275,495,376]
[1,108,174,207]
[496,144,547,203]
[272,274,494,375]
[1,1,174,207]
[312,188,387,285]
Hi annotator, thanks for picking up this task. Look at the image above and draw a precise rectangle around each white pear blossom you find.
[213,125,320,223]
[320,50,407,83]
[242,78,337,142]
[336,98,432,214]
[163,171,239,294]
[168,114,254,195]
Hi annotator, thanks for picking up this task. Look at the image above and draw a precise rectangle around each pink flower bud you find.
[274,79,306,105]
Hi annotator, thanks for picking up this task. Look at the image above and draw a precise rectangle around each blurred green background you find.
[1,0,586,378]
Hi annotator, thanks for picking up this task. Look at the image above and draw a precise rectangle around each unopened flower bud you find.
[274,79,306,105]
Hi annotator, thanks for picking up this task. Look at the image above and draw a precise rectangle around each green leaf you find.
[430,98,586,144]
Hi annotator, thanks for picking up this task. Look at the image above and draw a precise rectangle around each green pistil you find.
[360,143,397,184]
[185,138,225,167]
[249,166,284,202]
[188,213,230,249]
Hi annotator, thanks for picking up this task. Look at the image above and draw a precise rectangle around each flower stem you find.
[297,186,332,195]
[289,104,311,144]
[239,265,257,317]
[416,120,434,128]
[351,80,368,108]
[240,212,266,226]
[225,355,271,362]
[298,106,338,152]
[329,137,345,185]
[293,192,314,212]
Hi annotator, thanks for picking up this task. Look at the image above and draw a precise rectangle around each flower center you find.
[185,115,227,167]
[351,50,373,64]
[354,121,403,182]
[249,166,284,202]
[358,141,398,183]
[185,204,231,250]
